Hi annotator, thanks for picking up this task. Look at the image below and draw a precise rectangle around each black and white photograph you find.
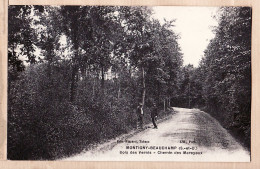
[7,5,251,161]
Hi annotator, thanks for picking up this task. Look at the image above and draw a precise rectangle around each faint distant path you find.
[62,108,250,162]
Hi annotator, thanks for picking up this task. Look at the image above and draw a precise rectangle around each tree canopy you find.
[8,6,251,160]
[8,5,183,160]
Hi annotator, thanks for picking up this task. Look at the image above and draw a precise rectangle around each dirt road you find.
[63,108,250,162]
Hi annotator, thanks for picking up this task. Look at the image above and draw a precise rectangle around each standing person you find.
[137,103,144,129]
[151,103,158,129]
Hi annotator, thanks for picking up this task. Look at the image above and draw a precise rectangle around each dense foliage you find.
[181,7,251,149]
[8,6,251,160]
[8,6,183,160]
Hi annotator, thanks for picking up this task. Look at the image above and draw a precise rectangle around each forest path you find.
[63,107,250,162]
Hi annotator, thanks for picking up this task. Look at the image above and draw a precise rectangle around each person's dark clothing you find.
[137,106,144,129]
[151,107,158,128]
[138,113,144,128]
[137,106,143,115]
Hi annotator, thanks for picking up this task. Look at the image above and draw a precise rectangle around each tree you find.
[118,6,153,106]
[8,5,184,160]
[198,7,251,148]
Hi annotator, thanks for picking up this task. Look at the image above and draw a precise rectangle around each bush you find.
[8,62,171,160]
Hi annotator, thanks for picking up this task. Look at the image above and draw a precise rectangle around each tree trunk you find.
[117,71,121,99]
[81,66,86,80]
[129,67,132,77]
[142,67,146,106]
[69,15,79,102]
[101,66,105,88]
[157,80,160,104]
[70,65,77,102]
[163,99,166,112]
[118,83,121,99]
[188,83,191,108]
[69,46,78,102]
[92,77,95,100]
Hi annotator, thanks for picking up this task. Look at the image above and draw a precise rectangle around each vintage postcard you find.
[6,5,252,162]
